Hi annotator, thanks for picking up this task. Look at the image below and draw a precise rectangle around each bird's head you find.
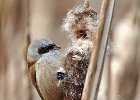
[27,39,61,65]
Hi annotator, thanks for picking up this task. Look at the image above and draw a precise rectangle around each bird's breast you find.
[35,51,64,100]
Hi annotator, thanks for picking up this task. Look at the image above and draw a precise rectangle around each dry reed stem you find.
[90,0,115,100]
[23,0,31,61]
[22,0,32,100]
[81,0,111,100]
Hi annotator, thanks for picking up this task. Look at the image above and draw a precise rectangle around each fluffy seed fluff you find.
[62,3,98,100]
[63,39,93,100]
[62,5,98,42]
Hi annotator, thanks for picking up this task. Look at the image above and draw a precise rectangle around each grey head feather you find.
[27,39,54,63]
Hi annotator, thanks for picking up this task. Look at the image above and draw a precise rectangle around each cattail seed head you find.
[63,2,99,100]
[62,5,98,42]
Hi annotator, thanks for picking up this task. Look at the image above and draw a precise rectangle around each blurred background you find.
[0,0,139,100]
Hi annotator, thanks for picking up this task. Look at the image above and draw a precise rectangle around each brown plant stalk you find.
[81,0,114,100]
[22,0,32,100]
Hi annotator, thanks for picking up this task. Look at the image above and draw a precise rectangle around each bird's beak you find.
[54,45,61,50]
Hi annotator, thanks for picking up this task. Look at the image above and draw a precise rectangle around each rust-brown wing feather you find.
[28,63,45,100]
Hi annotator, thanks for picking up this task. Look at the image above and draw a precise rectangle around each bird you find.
[27,39,66,100]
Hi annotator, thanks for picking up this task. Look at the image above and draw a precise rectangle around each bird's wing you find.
[28,64,45,100]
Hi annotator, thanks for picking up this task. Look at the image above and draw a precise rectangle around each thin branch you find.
[90,0,115,100]
[81,0,114,100]
[22,0,32,100]
[26,0,31,36]
[23,0,31,62]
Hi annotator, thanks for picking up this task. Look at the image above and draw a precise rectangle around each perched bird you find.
[27,39,66,100]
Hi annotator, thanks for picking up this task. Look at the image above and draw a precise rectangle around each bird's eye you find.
[38,46,49,54]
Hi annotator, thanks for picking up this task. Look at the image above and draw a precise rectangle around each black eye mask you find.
[38,46,49,54]
[38,44,60,54]
[47,44,56,50]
